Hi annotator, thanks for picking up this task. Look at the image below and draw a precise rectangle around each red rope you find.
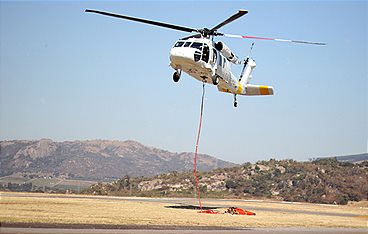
[194,83,205,210]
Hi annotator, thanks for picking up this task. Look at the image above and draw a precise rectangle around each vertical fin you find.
[240,58,256,86]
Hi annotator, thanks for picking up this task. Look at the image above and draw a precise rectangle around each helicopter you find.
[85,9,325,107]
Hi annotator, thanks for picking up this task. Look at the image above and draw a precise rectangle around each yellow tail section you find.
[244,84,274,96]
[217,84,274,95]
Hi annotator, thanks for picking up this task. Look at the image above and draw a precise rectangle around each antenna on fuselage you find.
[248,42,255,59]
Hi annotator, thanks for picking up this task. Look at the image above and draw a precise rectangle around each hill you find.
[0,139,236,180]
[85,158,368,205]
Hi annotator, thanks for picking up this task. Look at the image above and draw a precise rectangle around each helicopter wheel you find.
[212,76,219,85]
[233,94,238,107]
[173,71,180,82]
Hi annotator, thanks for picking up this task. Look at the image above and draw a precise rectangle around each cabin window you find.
[212,49,217,63]
[173,41,184,47]
[184,42,192,47]
[218,54,222,67]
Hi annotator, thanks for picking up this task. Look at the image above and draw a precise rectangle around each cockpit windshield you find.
[174,41,204,51]
[173,41,184,47]
[172,40,210,63]
[183,42,191,47]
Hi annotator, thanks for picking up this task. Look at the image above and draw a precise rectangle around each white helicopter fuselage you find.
[170,38,214,84]
[169,38,274,98]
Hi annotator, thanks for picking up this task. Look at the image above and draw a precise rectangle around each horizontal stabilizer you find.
[245,84,274,95]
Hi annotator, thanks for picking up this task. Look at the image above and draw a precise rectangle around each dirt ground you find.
[0,192,367,228]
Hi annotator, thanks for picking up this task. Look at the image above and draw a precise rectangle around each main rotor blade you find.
[211,10,248,32]
[223,34,326,45]
[180,33,202,40]
[85,9,197,33]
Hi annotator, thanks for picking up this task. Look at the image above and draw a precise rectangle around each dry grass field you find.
[0,192,367,228]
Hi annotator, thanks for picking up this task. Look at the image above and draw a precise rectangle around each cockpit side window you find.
[174,41,184,47]
[190,42,203,50]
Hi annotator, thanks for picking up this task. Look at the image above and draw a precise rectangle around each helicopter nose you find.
[170,47,194,64]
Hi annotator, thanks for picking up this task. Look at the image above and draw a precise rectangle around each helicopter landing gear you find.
[233,94,238,108]
[173,70,181,82]
[212,75,219,85]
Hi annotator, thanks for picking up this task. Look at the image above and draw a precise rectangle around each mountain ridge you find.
[317,153,368,163]
[0,139,237,180]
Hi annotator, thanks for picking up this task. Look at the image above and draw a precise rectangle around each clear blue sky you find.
[0,1,367,164]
